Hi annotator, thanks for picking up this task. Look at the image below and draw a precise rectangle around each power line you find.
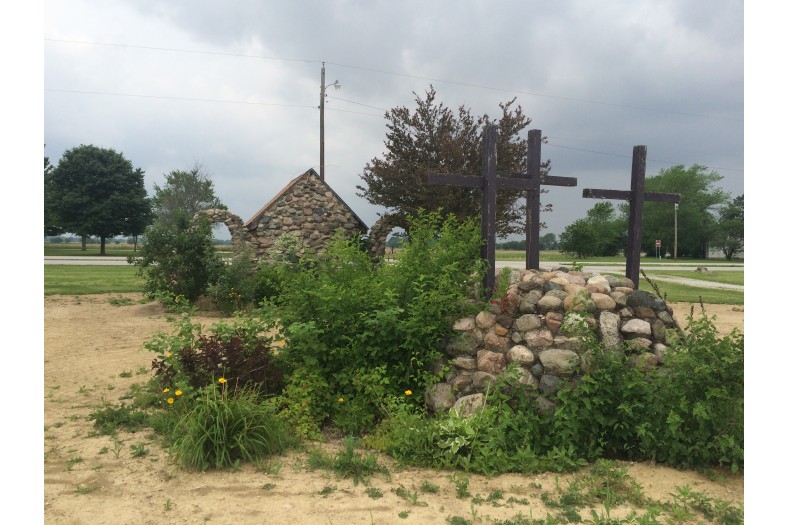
[545,142,744,173]
[46,37,742,123]
[45,88,315,109]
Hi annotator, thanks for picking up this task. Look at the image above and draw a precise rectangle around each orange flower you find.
[167,398,174,404]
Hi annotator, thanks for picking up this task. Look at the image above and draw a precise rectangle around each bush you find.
[207,250,259,314]
[637,310,744,471]
[169,382,292,471]
[130,217,224,302]
[271,211,485,434]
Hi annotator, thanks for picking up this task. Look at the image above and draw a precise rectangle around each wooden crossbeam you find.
[582,145,681,288]
[427,125,576,297]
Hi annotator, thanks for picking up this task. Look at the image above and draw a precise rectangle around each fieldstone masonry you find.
[427,267,682,415]
[194,169,370,261]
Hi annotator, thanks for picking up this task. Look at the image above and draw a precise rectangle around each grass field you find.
[44,265,146,295]
[646,269,744,286]
[44,263,744,304]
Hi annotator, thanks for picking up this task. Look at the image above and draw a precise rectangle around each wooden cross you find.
[582,145,681,289]
[427,124,577,297]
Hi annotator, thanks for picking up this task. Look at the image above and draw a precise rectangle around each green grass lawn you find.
[645,270,744,286]
[45,262,743,304]
[639,280,743,305]
[44,265,145,295]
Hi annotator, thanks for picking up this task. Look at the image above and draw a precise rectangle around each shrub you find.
[636,310,744,471]
[130,217,224,302]
[169,381,292,471]
[146,306,283,400]
[272,211,484,433]
[207,250,259,314]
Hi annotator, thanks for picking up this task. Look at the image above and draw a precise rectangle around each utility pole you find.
[674,202,678,260]
[319,62,340,180]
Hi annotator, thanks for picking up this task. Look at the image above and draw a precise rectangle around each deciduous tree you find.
[357,86,551,235]
[48,145,152,255]
[640,165,729,259]
[151,164,225,228]
[713,194,744,260]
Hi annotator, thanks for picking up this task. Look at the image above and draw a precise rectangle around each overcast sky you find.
[43,0,744,240]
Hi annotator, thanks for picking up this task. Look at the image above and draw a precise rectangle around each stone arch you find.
[192,209,252,255]
[367,213,395,260]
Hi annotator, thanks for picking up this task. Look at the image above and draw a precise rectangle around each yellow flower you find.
[162,388,170,393]
[338,397,344,403]
[218,377,227,384]
[175,390,182,396]
[167,398,174,404]
[405,390,412,396]
[165,352,172,358]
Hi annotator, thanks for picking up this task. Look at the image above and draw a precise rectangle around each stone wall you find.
[246,171,366,259]
[426,267,682,415]
[194,170,368,261]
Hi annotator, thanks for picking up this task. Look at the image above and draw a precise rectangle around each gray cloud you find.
[45,0,743,239]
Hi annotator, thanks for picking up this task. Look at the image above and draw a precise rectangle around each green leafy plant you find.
[130,443,149,458]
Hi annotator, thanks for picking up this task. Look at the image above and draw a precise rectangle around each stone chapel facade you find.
[194,168,372,260]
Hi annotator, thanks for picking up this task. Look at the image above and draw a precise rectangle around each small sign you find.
[655,240,661,247]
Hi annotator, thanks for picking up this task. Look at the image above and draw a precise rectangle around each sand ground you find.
[43,294,743,524]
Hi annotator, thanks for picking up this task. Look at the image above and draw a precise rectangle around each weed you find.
[136,366,148,375]
[119,370,133,378]
[395,485,427,507]
[130,443,150,458]
[447,517,472,525]
[98,446,109,455]
[78,385,90,395]
[66,456,83,471]
[331,437,389,486]
[398,511,409,519]
[164,499,172,511]
[111,441,124,458]
[106,384,115,391]
[448,473,470,499]
[420,480,439,494]
[318,485,336,497]
[261,483,276,491]
[366,487,383,499]
[75,484,97,494]
[260,459,283,476]
[88,401,149,436]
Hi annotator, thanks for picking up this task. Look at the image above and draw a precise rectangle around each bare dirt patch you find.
[43,293,743,524]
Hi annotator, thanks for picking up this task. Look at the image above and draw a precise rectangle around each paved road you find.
[45,256,133,266]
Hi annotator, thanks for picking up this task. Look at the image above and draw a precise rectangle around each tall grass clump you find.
[169,381,292,471]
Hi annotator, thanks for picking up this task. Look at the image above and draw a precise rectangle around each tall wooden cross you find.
[427,124,577,297]
[582,145,681,289]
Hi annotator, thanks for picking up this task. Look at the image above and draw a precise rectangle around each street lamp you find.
[319,62,340,180]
